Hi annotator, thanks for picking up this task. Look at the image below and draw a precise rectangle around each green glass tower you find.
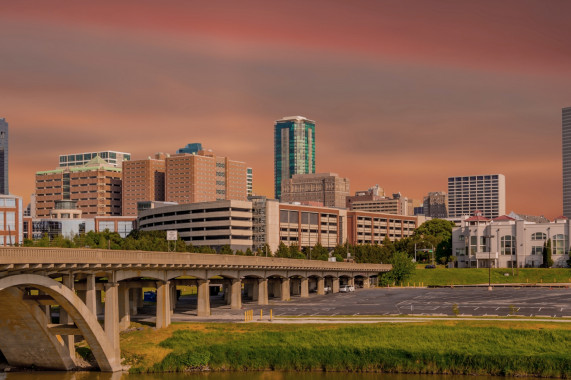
[274,116,316,199]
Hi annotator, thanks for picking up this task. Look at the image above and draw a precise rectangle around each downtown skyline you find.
[2,1,571,218]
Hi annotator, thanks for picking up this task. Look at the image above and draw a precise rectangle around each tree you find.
[542,239,553,268]
[412,219,456,263]
[289,244,304,259]
[219,245,234,255]
[379,251,416,285]
[245,248,254,256]
[275,242,290,258]
[379,236,396,263]
[310,243,329,260]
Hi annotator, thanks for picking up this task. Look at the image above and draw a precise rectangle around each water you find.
[0,373,542,380]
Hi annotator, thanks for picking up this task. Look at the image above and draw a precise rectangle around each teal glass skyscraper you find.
[274,116,316,199]
[0,118,8,195]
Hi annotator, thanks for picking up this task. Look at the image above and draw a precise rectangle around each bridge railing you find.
[0,247,391,272]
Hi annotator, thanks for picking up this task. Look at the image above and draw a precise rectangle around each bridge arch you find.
[0,274,121,372]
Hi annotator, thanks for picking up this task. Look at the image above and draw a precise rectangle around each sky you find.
[1,0,571,218]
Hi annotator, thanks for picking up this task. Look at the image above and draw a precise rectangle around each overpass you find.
[0,247,390,372]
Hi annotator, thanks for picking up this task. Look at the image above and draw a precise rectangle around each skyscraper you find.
[0,118,8,194]
[447,174,506,219]
[274,116,316,199]
[563,107,571,217]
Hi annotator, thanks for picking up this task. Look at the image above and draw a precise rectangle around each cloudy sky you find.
[1,0,571,218]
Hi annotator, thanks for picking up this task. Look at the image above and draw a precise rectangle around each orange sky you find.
[1,0,571,218]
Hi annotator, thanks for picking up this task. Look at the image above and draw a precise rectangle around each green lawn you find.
[121,321,571,377]
[408,267,571,286]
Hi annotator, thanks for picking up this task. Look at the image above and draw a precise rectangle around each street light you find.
[485,234,495,291]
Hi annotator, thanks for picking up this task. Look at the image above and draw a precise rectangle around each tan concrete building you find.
[35,157,122,218]
[121,153,166,216]
[347,211,418,245]
[280,173,349,208]
[347,188,419,216]
[278,203,348,250]
[165,150,247,204]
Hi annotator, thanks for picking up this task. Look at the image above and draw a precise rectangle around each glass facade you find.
[274,117,316,199]
[58,151,131,168]
[0,118,8,194]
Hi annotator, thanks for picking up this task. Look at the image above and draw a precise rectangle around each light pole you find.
[485,234,495,291]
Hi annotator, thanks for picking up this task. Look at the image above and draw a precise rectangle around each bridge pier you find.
[251,279,259,301]
[300,277,309,298]
[197,279,210,317]
[170,283,176,315]
[317,277,325,295]
[96,290,104,315]
[363,276,371,288]
[156,281,171,328]
[257,278,268,305]
[129,288,139,316]
[223,282,230,305]
[230,279,242,309]
[104,282,120,360]
[332,278,340,293]
[281,278,290,301]
[118,283,130,331]
[85,274,97,315]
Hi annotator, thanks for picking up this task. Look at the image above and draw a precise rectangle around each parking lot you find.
[155,286,571,322]
[265,287,571,318]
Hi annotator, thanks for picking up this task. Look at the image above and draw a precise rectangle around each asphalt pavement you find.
[128,286,571,323]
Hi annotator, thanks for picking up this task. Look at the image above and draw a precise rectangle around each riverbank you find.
[119,321,571,377]
[409,268,571,286]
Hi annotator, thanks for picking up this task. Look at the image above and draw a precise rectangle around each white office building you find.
[452,211,570,268]
[448,174,505,219]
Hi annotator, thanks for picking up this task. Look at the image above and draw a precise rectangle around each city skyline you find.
[2,1,571,218]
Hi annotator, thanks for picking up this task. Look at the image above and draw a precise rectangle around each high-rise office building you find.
[0,118,8,194]
[274,116,316,199]
[563,107,571,217]
[59,151,130,168]
[447,174,505,219]
[121,153,167,216]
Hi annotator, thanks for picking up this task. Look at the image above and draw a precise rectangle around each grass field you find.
[408,267,571,286]
[120,321,571,377]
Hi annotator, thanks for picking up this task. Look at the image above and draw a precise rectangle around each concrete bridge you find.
[0,247,390,372]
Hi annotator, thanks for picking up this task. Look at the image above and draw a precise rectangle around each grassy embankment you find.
[120,321,571,377]
[408,267,571,286]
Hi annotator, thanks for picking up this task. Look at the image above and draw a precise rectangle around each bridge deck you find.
[0,247,391,274]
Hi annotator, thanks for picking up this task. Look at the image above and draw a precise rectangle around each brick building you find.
[122,153,166,216]
[165,150,247,204]
[35,157,122,218]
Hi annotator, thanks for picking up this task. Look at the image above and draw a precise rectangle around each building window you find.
[552,234,567,255]
[531,232,546,241]
[500,235,515,255]
[470,236,477,254]
[531,246,543,255]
